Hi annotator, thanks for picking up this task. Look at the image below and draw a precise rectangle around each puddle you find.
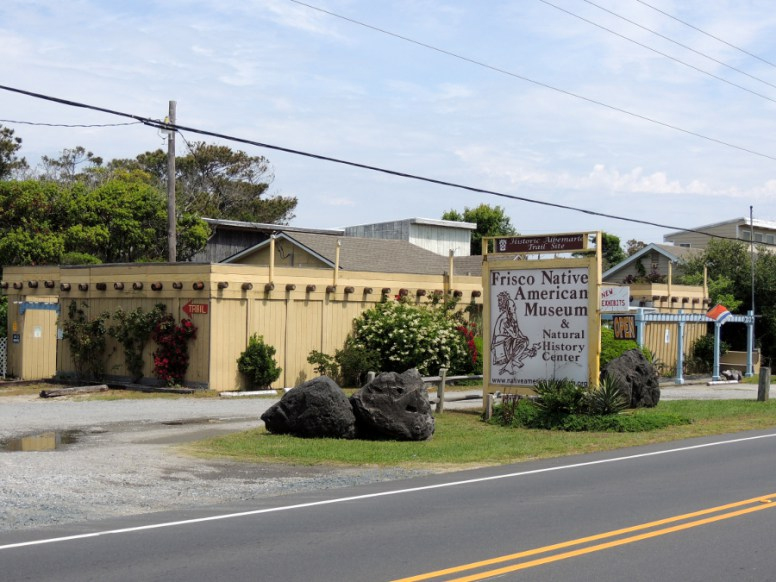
[161,418,221,426]
[1,430,82,452]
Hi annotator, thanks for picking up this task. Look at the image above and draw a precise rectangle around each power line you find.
[0,83,771,248]
[281,2,776,161]
[634,0,776,70]
[0,118,142,128]
[538,0,776,106]
[580,0,776,91]
[137,131,776,250]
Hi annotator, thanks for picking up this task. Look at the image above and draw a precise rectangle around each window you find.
[741,230,752,241]
[767,235,775,245]
[755,232,764,243]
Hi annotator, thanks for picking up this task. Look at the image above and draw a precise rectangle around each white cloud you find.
[2,0,776,244]
[320,196,356,207]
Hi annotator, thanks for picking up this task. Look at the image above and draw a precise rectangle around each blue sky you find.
[2,0,776,246]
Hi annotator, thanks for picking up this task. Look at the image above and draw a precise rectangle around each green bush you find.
[549,412,691,432]
[600,326,650,368]
[336,340,381,387]
[689,334,729,373]
[62,301,110,380]
[237,334,282,389]
[109,304,167,382]
[489,375,688,432]
[490,397,541,428]
[490,398,691,432]
[308,341,381,387]
[60,251,102,265]
[533,378,587,416]
[584,375,628,415]
[307,350,338,379]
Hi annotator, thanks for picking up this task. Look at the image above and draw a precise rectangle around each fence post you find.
[745,310,755,377]
[712,322,722,382]
[675,311,685,385]
[757,367,770,402]
[484,393,494,420]
[0,336,6,378]
[435,367,447,414]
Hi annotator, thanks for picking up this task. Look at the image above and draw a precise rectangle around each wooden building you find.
[2,234,483,390]
[3,224,714,387]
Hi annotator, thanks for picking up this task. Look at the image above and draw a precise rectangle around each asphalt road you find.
[2,428,776,582]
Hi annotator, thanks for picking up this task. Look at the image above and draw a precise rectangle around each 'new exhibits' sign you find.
[599,285,630,312]
[490,267,590,387]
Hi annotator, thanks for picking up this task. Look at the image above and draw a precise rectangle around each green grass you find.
[187,400,776,470]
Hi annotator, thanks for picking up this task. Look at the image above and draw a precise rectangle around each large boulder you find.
[350,369,435,441]
[260,376,356,439]
[602,349,660,408]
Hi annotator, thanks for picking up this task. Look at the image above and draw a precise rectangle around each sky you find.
[2,0,776,247]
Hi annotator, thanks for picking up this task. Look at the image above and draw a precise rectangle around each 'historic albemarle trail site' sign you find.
[483,232,602,397]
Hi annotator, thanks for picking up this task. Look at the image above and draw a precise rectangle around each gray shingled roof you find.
[650,244,703,260]
[603,242,703,280]
[287,232,483,276]
[225,231,483,277]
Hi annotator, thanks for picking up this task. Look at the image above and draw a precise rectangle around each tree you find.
[679,238,776,364]
[39,146,104,185]
[0,174,208,265]
[679,239,751,294]
[601,232,627,272]
[626,239,647,256]
[0,180,69,265]
[442,203,517,255]
[0,124,29,180]
[111,142,297,224]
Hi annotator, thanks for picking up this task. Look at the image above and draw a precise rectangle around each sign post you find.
[482,232,602,399]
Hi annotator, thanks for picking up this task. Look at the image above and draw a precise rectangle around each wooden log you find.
[40,384,110,398]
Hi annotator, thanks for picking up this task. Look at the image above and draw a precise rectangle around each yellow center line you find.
[448,503,776,582]
[392,493,776,582]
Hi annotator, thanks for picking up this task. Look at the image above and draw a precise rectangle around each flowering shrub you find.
[350,300,471,376]
[109,304,167,382]
[63,301,110,380]
[151,315,197,385]
[453,322,481,374]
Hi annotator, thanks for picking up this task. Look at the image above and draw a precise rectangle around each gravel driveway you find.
[0,394,433,532]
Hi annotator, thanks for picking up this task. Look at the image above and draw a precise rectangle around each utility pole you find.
[167,100,177,262]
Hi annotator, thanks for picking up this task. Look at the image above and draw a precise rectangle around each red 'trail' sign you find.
[182,301,209,315]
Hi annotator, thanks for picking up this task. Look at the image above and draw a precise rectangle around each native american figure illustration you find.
[491,291,539,375]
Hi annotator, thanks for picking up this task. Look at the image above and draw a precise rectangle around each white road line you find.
[3,431,776,551]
